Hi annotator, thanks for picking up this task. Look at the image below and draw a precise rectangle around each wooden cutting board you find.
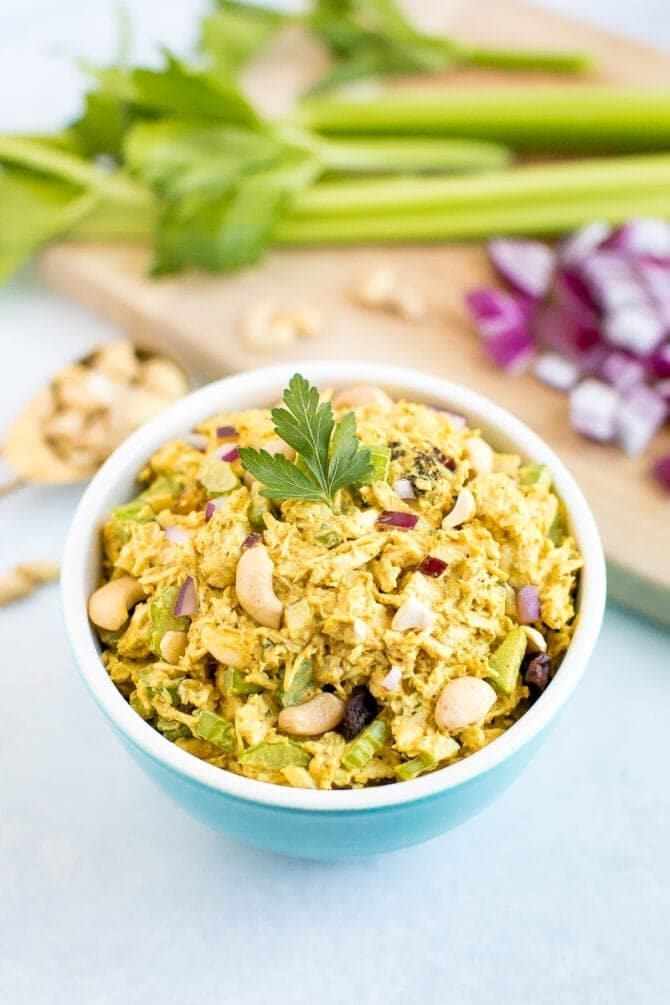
[40,0,670,626]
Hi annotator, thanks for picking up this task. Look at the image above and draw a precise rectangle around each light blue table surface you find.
[1,2,669,1002]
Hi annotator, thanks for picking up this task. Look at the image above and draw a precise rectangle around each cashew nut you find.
[140,357,189,399]
[92,340,140,382]
[88,577,146,631]
[201,625,248,668]
[442,487,476,529]
[435,677,497,731]
[465,437,494,476]
[387,287,426,321]
[522,625,547,653]
[351,266,397,307]
[331,385,393,411]
[235,545,283,629]
[278,692,346,737]
[0,560,60,607]
[160,630,188,664]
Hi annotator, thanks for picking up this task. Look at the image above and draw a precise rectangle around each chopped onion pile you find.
[220,445,240,463]
[173,576,198,617]
[466,218,670,490]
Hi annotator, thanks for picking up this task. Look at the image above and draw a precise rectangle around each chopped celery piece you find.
[148,585,190,656]
[395,751,437,781]
[239,740,311,769]
[198,456,239,497]
[487,627,527,695]
[548,502,567,545]
[341,719,390,770]
[281,657,315,708]
[129,689,152,720]
[316,529,342,548]
[192,709,235,751]
[247,491,271,531]
[112,475,182,521]
[220,667,263,696]
[519,462,552,490]
[139,667,184,706]
[357,444,390,484]
[155,716,191,741]
[96,625,125,647]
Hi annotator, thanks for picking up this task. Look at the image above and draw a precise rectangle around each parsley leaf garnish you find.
[239,374,373,508]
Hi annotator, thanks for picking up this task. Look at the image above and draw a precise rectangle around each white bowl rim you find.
[61,361,606,813]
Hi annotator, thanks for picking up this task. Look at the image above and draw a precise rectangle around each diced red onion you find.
[417,555,448,578]
[648,343,670,379]
[376,510,419,530]
[652,453,670,492]
[165,525,191,544]
[637,259,670,330]
[173,576,198,617]
[603,302,666,356]
[205,497,226,522]
[183,432,208,451]
[604,218,670,259]
[599,352,646,393]
[380,665,403,692]
[569,379,618,443]
[393,478,415,500]
[214,444,240,462]
[615,384,667,456]
[241,533,261,550]
[579,252,646,313]
[216,425,237,438]
[532,303,605,373]
[558,221,611,266]
[516,584,541,623]
[483,325,534,374]
[488,238,555,299]
[465,287,533,340]
[533,353,580,391]
[655,378,670,404]
[553,267,600,324]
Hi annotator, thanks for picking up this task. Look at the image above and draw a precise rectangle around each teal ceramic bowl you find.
[61,362,606,859]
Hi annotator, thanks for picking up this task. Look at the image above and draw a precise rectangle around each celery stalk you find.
[298,88,670,153]
[277,191,670,245]
[304,134,511,175]
[456,46,590,75]
[0,135,149,205]
[290,153,670,218]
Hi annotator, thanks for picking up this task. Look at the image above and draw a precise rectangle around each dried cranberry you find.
[523,653,552,697]
[339,685,378,740]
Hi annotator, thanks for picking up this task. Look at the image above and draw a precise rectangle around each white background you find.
[1,2,669,1003]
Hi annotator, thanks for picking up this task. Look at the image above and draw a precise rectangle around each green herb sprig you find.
[239,374,372,508]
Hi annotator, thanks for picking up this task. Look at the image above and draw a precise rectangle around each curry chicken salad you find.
[88,375,582,790]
